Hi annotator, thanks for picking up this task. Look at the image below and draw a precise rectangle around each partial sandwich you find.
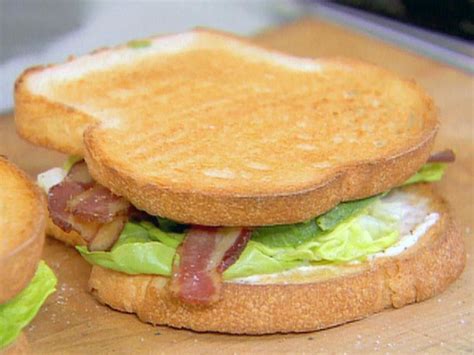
[0,157,56,350]
[14,29,465,334]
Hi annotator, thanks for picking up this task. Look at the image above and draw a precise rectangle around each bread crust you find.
[0,158,46,304]
[14,80,93,156]
[15,29,438,226]
[85,185,465,334]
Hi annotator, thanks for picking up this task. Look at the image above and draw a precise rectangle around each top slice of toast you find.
[15,29,438,226]
[0,158,46,303]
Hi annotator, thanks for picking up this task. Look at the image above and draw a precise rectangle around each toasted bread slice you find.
[85,185,465,334]
[15,29,438,225]
[0,158,46,304]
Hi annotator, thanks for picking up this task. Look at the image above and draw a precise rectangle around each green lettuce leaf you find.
[297,213,398,262]
[0,261,57,349]
[316,195,379,231]
[403,163,446,186]
[226,202,399,277]
[252,220,321,248]
[77,222,178,275]
[250,194,381,249]
[223,241,301,279]
[63,155,83,172]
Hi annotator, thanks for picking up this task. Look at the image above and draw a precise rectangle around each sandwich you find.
[0,157,56,350]
[14,29,465,334]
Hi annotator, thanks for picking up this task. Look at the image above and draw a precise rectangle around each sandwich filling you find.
[0,261,57,349]
[39,152,453,305]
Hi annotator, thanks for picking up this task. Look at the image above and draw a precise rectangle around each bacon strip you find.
[169,227,251,305]
[67,185,130,223]
[48,179,87,232]
[47,160,130,250]
[88,216,128,251]
[218,229,252,272]
[427,149,456,163]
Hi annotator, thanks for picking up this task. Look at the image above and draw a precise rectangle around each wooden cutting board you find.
[1,18,472,354]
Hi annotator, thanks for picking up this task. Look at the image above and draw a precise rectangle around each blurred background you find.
[0,0,472,113]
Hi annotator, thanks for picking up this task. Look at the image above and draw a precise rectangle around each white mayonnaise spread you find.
[231,190,439,285]
[368,212,438,259]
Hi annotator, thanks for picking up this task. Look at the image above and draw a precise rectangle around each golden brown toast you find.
[87,185,465,334]
[15,29,438,225]
[0,157,46,304]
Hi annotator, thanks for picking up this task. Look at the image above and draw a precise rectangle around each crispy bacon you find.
[169,227,251,305]
[428,149,456,163]
[67,185,130,223]
[218,229,252,272]
[48,180,88,232]
[47,160,130,251]
[88,216,128,251]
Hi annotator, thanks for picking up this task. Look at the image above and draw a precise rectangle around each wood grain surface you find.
[1,18,472,354]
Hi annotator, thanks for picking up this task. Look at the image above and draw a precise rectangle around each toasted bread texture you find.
[15,29,438,225]
[66,185,464,334]
[0,158,46,304]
